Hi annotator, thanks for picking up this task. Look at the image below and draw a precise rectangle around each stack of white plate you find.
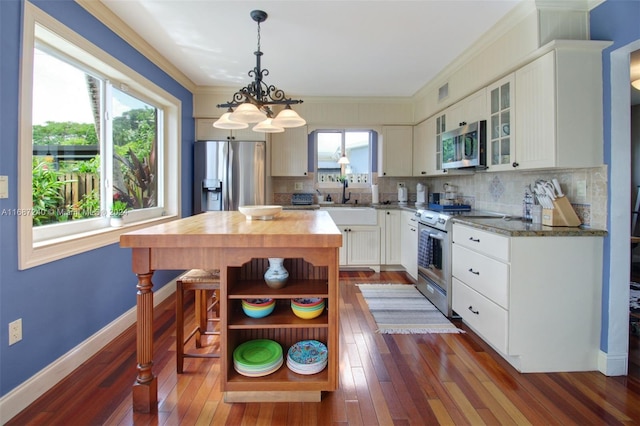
[233,339,283,377]
[286,340,328,375]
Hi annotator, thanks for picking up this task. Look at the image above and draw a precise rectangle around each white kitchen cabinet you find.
[412,117,439,176]
[445,88,487,131]
[451,223,602,372]
[379,210,402,265]
[196,118,266,141]
[514,45,604,170]
[337,225,381,269]
[400,211,418,280]
[379,126,413,177]
[485,74,515,172]
[270,126,309,176]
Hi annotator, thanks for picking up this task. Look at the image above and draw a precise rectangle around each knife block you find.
[542,197,581,227]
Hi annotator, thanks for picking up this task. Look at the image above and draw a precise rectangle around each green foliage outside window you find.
[31,107,156,226]
[31,160,73,225]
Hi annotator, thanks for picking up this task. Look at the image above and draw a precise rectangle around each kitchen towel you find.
[418,229,433,268]
[371,184,379,204]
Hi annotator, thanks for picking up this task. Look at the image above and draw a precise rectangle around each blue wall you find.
[0,0,194,396]
[590,0,640,351]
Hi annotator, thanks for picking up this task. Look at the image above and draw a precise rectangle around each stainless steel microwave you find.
[441,120,486,170]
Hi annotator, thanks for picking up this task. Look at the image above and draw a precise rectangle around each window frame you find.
[18,3,181,269]
[314,128,375,189]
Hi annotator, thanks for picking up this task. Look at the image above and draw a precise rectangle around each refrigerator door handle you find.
[223,141,231,211]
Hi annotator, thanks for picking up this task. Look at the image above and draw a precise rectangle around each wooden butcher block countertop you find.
[120,210,342,249]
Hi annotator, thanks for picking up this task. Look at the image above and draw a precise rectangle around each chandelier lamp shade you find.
[213,10,305,133]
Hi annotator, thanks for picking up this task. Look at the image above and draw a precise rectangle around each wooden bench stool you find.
[176,269,221,373]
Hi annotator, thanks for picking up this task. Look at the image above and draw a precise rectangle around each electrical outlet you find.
[576,179,587,198]
[294,182,303,191]
[0,175,8,199]
[397,182,405,189]
[9,318,22,345]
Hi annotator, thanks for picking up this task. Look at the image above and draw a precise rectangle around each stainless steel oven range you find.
[415,209,455,317]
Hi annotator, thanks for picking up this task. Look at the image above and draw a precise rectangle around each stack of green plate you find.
[233,339,283,377]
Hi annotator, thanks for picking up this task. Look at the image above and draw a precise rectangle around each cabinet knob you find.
[468,306,479,315]
[421,171,426,175]
[468,268,480,275]
[468,237,480,243]
[387,212,390,215]
[512,162,519,168]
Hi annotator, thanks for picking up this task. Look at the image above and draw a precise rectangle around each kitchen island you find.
[120,210,342,412]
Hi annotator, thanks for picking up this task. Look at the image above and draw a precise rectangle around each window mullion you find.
[103,81,114,211]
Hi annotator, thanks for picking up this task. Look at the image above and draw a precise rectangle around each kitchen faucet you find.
[342,179,351,204]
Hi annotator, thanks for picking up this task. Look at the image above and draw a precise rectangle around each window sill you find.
[22,215,179,270]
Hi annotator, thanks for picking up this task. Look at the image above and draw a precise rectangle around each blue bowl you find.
[242,299,275,318]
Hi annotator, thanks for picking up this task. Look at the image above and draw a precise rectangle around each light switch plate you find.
[0,175,7,199]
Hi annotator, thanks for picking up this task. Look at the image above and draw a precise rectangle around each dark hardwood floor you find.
[7,270,640,425]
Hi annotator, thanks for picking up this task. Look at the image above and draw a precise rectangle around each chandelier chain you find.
[216,10,303,112]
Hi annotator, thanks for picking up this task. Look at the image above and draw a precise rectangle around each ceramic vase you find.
[110,217,124,227]
[264,258,288,289]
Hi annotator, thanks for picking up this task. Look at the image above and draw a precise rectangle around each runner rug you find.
[356,284,464,334]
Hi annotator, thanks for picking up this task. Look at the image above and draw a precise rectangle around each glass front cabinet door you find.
[486,74,515,171]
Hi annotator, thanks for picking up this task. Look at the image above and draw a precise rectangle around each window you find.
[18,4,180,269]
[315,130,373,187]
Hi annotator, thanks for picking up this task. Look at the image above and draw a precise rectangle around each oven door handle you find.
[424,232,444,241]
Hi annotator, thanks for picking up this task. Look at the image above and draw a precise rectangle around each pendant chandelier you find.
[214,10,305,133]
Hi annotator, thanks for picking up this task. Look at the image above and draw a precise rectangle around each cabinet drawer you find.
[452,277,508,354]
[452,244,509,309]
[452,224,509,261]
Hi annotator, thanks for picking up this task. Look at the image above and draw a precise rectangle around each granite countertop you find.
[452,216,608,237]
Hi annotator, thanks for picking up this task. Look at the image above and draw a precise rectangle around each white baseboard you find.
[0,279,176,424]
[597,349,629,376]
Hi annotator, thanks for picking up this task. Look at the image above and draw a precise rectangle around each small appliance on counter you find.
[291,193,314,206]
[416,183,427,207]
[398,186,408,205]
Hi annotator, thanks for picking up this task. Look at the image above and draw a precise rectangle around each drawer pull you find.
[468,268,480,275]
[468,306,479,315]
[468,237,480,243]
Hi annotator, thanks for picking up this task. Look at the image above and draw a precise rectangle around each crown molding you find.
[75,0,197,92]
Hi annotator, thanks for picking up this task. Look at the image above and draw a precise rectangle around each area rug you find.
[357,284,464,334]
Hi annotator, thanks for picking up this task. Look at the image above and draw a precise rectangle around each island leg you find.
[132,271,158,413]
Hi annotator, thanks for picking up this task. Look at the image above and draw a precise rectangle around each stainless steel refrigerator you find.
[193,140,266,213]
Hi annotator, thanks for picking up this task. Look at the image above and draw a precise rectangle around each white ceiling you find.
[101,0,524,98]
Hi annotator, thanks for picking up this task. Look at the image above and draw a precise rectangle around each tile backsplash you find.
[272,165,608,229]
